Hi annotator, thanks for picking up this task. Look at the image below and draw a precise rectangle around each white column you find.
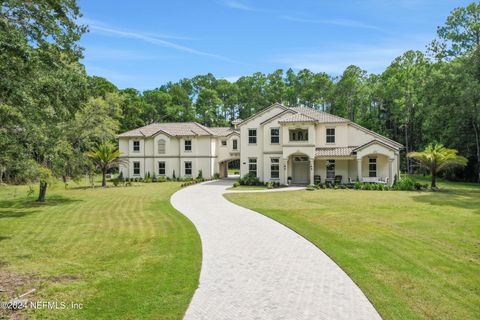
[309,158,315,185]
[357,158,362,182]
[283,158,288,185]
[388,158,394,186]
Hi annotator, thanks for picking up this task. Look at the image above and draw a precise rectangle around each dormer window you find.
[232,139,238,150]
[326,128,335,144]
[133,140,140,152]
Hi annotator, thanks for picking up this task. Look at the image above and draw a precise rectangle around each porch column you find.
[357,158,362,181]
[283,158,288,185]
[388,158,394,186]
[309,158,314,185]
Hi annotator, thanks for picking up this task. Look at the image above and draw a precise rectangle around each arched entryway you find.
[219,158,240,178]
[291,155,310,184]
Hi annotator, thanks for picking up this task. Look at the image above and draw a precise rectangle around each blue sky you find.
[78,0,471,90]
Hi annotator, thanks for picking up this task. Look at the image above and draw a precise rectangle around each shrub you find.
[112,179,119,187]
[396,176,416,191]
[172,170,176,180]
[158,176,167,183]
[197,170,203,180]
[213,173,220,180]
[233,181,240,188]
[152,172,157,182]
[118,172,124,182]
[239,173,262,186]
[125,181,132,186]
[306,184,316,191]
[354,181,362,190]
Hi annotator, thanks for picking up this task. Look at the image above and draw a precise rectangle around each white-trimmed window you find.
[157,139,166,154]
[232,139,238,150]
[158,161,166,175]
[133,161,141,176]
[184,140,192,152]
[271,128,280,144]
[270,158,280,179]
[248,129,257,144]
[185,161,192,176]
[221,140,227,146]
[133,140,140,152]
[326,160,335,179]
[248,158,257,175]
[326,128,335,144]
[369,158,377,177]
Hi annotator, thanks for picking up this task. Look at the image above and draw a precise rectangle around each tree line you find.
[1,1,479,185]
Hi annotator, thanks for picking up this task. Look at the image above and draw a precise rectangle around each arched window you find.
[158,139,166,154]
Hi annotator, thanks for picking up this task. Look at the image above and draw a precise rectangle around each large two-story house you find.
[117,103,403,185]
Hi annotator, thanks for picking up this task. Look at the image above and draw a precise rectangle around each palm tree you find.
[85,142,124,187]
[408,143,468,188]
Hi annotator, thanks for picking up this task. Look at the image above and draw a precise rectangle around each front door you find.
[292,157,309,184]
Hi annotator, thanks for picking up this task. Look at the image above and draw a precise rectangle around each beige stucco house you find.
[118,103,403,185]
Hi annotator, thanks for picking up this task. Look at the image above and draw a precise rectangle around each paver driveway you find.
[171,179,381,320]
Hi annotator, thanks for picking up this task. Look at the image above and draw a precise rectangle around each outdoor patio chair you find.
[314,175,321,185]
[334,175,343,184]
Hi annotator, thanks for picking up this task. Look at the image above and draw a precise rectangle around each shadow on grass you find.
[0,195,82,219]
[0,236,11,242]
[412,188,480,211]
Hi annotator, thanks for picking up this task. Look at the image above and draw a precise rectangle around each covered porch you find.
[281,142,399,186]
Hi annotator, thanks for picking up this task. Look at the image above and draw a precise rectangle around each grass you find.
[225,176,480,320]
[227,168,240,175]
[0,181,201,319]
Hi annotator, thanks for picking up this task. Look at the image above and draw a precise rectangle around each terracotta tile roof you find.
[208,127,239,137]
[315,146,357,157]
[290,107,349,123]
[278,113,318,124]
[118,122,214,138]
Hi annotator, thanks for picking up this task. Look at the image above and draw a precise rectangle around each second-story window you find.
[248,129,257,144]
[326,128,335,143]
[271,128,279,144]
[289,129,308,141]
[158,139,166,154]
[221,140,227,146]
[232,139,238,150]
[184,140,192,151]
[133,140,140,152]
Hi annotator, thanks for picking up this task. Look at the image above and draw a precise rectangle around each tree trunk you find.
[472,119,480,183]
[37,181,47,202]
[102,169,107,187]
[431,162,437,189]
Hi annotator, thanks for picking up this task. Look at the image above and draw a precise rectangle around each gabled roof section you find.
[278,113,318,124]
[290,107,349,123]
[349,123,403,149]
[209,127,239,137]
[259,109,296,125]
[353,139,400,152]
[237,102,288,127]
[118,122,213,138]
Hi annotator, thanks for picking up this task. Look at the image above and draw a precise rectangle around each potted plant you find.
[287,176,292,185]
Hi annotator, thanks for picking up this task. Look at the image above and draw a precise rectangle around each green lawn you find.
[0,182,201,319]
[225,177,480,320]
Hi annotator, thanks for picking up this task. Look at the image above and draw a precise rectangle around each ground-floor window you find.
[326,160,335,179]
[248,158,257,176]
[369,158,377,177]
[133,161,140,176]
[158,161,165,175]
[270,158,279,179]
[185,161,192,176]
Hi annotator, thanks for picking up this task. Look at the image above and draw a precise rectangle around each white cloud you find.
[82,18,234,62]
[275,45,408,75]
[217,0,255,11]
[280,16,381,30]
[222,75,242,82]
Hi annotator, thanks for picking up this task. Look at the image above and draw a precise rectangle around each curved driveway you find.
[171,179,381,320]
